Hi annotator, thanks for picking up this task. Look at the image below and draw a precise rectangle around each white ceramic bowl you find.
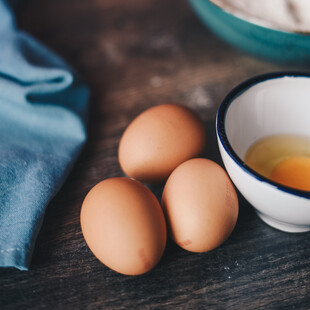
[216,72,310,233]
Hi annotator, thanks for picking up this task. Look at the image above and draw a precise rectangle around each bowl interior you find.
[225,76,310,159]
[209,0,310,34]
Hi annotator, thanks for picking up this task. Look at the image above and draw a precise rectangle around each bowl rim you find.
[206,0,310,36]
[216,71,310,199]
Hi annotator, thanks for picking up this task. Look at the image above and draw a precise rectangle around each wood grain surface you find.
[1,0,310,309]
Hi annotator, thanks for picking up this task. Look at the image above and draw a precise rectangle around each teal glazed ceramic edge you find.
[189,0,310,64]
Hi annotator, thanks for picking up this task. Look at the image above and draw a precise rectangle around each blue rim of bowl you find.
[216,71,310,199]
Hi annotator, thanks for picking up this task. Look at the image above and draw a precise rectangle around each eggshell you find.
[161,158,238,253]
[118,104,206,183]
[80,177,167,275]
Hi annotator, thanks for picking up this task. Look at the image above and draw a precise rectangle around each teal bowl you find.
[189,0,310,64]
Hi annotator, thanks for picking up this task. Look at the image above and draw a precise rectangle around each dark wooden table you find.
[1,0,310,309]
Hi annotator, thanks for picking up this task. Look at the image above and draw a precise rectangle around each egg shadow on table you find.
[203,119,221,163]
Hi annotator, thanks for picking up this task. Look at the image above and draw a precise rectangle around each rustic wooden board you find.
[1,0,310,309]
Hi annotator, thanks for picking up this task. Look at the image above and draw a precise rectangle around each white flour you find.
[211,0,310,33]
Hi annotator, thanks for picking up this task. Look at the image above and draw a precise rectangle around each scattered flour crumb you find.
[100,41,124,65]
[148,34,179,52]
[186,86,213,109]
[150,76,163,88]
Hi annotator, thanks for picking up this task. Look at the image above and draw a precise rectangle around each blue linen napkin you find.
[0,0,89,270]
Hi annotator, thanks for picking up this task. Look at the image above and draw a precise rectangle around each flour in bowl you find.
[211,0,310,33]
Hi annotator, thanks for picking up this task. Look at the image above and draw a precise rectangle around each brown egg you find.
[161,158,238,253]
[118,104,206,183]
[80,177,167,275]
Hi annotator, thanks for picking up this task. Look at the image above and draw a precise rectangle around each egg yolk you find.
[270,156,310,191]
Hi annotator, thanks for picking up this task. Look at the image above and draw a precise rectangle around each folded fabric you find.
[0,0,89,270]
